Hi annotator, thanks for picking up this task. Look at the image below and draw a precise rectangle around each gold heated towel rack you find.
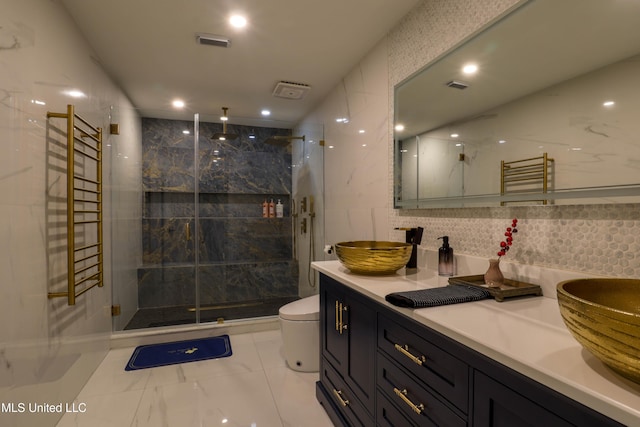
[501,153,554,206]
[47,105,103,305]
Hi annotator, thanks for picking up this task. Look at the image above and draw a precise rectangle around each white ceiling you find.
[60,0,420,128]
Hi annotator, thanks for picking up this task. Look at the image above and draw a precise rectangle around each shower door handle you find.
[185,222,191,241]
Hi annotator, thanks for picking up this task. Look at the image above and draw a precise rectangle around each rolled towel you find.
[385,284,491,308]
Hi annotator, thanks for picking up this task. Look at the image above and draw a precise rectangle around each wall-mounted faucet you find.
[395,227,424,269]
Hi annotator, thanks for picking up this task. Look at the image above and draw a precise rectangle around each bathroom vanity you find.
[313,259,640,426]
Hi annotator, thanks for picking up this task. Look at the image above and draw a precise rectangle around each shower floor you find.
[123,296,299,330]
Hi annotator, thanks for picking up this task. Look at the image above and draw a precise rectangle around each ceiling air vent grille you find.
[446,80,468,90]
[272,81,311,100]
[196,33,231,48]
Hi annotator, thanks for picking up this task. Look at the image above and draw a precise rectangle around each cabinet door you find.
[345,292,376,410]
[320,276,348,371]
[474,371,573,427]
[320,274,376,413]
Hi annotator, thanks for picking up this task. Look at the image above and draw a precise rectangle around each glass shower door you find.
[112,111,199,330]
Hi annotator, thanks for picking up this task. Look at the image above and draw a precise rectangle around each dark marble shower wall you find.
[139,118,298,310]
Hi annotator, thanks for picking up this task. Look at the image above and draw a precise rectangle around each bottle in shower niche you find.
[276,199,284,218]
[268,199,276,218]
[437,236,454,276]
[262,199,268,218]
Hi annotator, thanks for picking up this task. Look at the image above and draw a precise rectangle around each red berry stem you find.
[497,218,518,258]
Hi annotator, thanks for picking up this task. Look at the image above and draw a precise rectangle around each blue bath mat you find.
[125,335,232,371]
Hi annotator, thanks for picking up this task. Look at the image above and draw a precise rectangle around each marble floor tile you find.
[56,390,145,427]
[132,371,283,427]
[56,330,333,427]
[264,366,331,427]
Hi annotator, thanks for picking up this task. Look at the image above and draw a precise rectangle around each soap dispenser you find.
[437,236,454,276]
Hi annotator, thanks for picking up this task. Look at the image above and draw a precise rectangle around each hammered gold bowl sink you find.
[334,241,412,275]
[557,278,640,384]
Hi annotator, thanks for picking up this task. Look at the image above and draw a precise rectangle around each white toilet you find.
[279,294,320,372]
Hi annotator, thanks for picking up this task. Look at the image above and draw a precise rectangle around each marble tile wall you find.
[302,37,393,248]
[0,0,142,425]
[139,118,297,309]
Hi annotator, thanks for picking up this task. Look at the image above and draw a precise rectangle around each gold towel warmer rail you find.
[500,153,554,206]
[47,105,103,305]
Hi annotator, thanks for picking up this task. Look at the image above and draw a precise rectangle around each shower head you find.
[211,107,239,140]
[264,135,305,146]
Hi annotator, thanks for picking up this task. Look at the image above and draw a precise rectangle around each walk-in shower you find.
[112,112,304,330]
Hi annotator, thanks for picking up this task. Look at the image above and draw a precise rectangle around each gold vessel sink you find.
[335,241,412,275]
[557,278,640,384]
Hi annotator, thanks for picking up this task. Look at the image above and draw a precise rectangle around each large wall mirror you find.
[394,0,640,208]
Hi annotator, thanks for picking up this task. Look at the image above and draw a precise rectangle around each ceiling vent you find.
[196,33,231,48]
[272,81,311,100]
[446,80,469,90]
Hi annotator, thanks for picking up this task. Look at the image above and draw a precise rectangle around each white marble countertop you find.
[312,256,640,426]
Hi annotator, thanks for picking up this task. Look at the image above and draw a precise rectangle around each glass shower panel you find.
[194,115,299,322]
[113,113,198,330]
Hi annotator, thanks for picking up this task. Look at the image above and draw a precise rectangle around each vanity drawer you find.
[377,352,466,427]
[378,314,469,412]
[321,358,372,426]
[376,389,417,427]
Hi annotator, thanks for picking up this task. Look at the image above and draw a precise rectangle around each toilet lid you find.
[279,294,320,321]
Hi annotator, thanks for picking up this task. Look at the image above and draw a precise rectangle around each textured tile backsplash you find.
[387,0,640,278]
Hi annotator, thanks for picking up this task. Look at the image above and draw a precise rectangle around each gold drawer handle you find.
[332,389,350,407]
[393,387,425,415]
[394,344,426,366]
[335,301,348,335]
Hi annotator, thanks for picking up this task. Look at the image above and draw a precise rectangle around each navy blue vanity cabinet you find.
[317,274,376,426]
[317,272,627,427]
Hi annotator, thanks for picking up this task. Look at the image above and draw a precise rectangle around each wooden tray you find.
[448,275,542,302]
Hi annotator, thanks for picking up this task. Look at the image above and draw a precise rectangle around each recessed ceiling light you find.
[450,133,459,138]
[172,99,185,108]
[462,63,478,74]
[359,129,365,134]
[261,109,271,116]
[603,100,615,107]
[498,140,506,144]
[395,124,405,132]
[182,130,190,134]
[229,15,247,28]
